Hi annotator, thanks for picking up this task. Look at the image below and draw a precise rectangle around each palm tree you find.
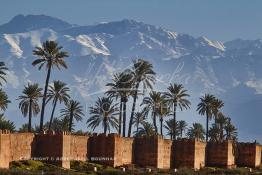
[197,94,215,142]
[216,112,227,141]
[106,71,133,136]
[32,40,69,131]
[0,62,8,86]
[208,124,220,142]
[18,83,42,132]
[47,80,70,131]
[177,120,188,138]
[0,114,15,131]
[128,59,156,137]
[224,118,238,140]
[134,122,155,137]
[141,91,163,133]
[132,109,147,134]
[212,98,224,125]
[187,123,205,141]
[156,98,170,136]
[60,100,84,132]
[88,96,119,134]
[164,119,179,140]
[0,89,10,112]
[165,83,191,140]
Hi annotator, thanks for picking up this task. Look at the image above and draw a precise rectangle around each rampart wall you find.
[0,130,261,170]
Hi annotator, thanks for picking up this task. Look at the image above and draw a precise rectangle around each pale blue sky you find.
[0,0,261,41]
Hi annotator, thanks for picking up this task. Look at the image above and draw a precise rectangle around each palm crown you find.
[60,100,84,132]
[18,83,42,132]
[47,80,70,104]
[165,83,191,140]
[0,62,8,86]
[88,96,119,134]
[47,80,70,131]
[32,40,69,70]
[32,40,69,131]
[187,123,205,141]
[0,89,10,112]
[128,59,156,137]
[142,91,164,133]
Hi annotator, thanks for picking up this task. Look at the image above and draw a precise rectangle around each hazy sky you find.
[0,0,261,41]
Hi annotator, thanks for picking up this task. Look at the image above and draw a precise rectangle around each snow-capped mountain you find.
[0,15,262,142]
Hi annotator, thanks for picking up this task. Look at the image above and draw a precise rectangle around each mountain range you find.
[0,14,261,142]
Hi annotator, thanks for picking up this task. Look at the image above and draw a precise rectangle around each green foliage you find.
[0,114,15,131]
[61,100,84,132]
[0,61,8,86]
[0,89,10,112]
[88,96,118,134]
[187,123,205,141]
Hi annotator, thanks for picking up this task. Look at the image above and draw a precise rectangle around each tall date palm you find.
[197,94,215,142]
[47,80,70,131]
[141,91,163,133]
[60,100,84,132]
[18,83,42,132]
[128,59,155,137]
[106,71,133,136]
[88,96,119,134]
[165,83,191,140]
[32,40,69,131]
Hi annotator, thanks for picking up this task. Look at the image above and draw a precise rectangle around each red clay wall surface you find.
[134,135,172,169]
[206,140,235,168]
[1,131,261,170]
[0,130,11,168]
[194,140,206,169]
[237,143,261,167]
[10,133,35,161]
[134,135,159,168]
[70,135,88,161]
[88,134,134,167]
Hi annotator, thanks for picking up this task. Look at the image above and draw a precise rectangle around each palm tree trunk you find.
[69,109,73,132]
[48,99,57,131]
[118,100,122,135]
[39,65,52,131]
[153,111,158,133]
[173,104,177,140]
[220,123,223,141]
[128,83,139,137]
[206,112,209,142]
[122,101,127,137]
[181,129,183,138]
[28,99,32,132]
[103,119,107,134]
[160,117,163,136]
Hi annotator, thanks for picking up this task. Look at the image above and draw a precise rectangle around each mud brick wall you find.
[10,133,35,161]
[70,135,88,161]
[89,134,134,167]
[206,140,235,168]
[134,135,159,167]
[173,139,206,169]
[0,130,11,168]
[194,140,206,169]
[34,132,71,169]
[174,139,195,169]
[114,137,134,166]
[134,135,172,169]
[88,134,116,166]
[237,143,261,167]
[157,138,173,169]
